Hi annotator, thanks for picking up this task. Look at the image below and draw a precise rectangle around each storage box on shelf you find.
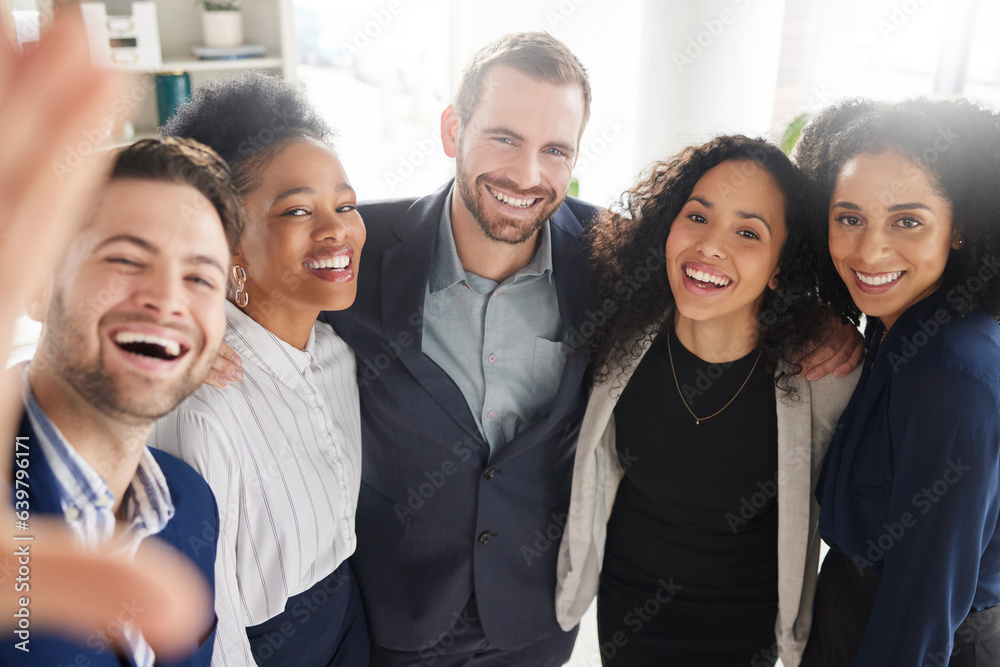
[98,0,295,142]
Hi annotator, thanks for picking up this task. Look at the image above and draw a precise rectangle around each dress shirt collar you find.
[223,300,317,389]
[20,366,174,548]
[429,184,555,295]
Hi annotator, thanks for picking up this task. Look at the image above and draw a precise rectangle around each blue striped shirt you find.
[22,366,172,667]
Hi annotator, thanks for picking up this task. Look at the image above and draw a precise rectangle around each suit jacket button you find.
[483,468,496,480]
[478,531,491,545]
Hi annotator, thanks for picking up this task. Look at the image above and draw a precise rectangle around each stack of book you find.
[190,44,267,60]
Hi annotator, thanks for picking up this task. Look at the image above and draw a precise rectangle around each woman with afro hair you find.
[796,98,1000,665]
[150,71,369,666]
[556,135,861,666]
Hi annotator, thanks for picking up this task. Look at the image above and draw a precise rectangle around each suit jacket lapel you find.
[380,181,485,445]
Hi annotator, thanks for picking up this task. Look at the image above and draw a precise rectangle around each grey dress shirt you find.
[421,187,567,454]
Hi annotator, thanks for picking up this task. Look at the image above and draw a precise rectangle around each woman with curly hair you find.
[149,72,369,665]
[556,135,860,666]
[796,98,1000,665]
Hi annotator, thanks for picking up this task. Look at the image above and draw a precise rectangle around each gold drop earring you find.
[232,264,249,308]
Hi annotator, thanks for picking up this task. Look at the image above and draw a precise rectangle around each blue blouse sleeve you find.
[856,362,1000,664]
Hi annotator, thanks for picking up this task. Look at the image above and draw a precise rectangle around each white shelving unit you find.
[160,56,285,72]
[123,0,296,137]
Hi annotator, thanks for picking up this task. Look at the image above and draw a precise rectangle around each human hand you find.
[795,317,864,381]
[204,341,242,388]
[0,7,214,659]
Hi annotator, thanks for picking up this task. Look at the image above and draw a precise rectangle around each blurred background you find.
[4,1,999,661]
[289,0,1000,210]
[9,0,999,208]
[8,0,999,366]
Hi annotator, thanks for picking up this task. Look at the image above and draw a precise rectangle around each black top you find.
[598,328,780,666]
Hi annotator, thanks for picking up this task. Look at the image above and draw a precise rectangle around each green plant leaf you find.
[780,112,811,156]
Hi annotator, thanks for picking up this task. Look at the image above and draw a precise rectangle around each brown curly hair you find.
[586,135,830,394]
[795,97,1000,322]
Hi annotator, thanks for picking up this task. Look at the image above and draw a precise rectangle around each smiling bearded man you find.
[0,137,243,667]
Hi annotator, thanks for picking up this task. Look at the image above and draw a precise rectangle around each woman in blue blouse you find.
[796,98,1000,665]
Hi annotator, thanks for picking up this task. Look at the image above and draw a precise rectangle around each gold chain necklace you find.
[667,330,763,426]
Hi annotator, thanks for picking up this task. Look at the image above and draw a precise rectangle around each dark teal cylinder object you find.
[156,71,191,127]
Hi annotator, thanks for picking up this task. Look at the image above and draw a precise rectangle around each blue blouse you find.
[817,288,1000,664]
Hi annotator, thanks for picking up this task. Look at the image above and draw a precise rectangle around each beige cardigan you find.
[555,337,860,667]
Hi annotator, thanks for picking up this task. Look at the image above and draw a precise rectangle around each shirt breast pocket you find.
[530,336,568,414]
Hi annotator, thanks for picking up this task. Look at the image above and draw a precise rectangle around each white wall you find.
[635,0,786,167]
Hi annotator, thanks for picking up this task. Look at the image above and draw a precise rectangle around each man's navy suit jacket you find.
[0,410,219,666]
[323,180,598,651]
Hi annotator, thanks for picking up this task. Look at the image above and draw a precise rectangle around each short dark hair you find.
[587,135,828,394]
[161,71,333,197]
[795,97,1000,321]
[453,32,591,134]
[112,137,243,253]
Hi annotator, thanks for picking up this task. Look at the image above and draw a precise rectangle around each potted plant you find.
[200,1,243,48]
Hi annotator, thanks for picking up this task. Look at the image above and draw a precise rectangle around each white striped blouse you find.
[150,301,362,666]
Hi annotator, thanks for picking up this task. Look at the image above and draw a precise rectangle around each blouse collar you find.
[223,300,318,389]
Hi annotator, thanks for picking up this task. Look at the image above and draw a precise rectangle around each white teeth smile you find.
[488,186,536,208]
[305,256,350,270]
[685,267,732,287]
[855,270,903,286]
[113,332,181,359]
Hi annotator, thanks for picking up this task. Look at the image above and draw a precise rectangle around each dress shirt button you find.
[488,354,496,363]
[478,531,492,545]
[483,468,496,480]
[487,410,495,419]
[63,505,80,521]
